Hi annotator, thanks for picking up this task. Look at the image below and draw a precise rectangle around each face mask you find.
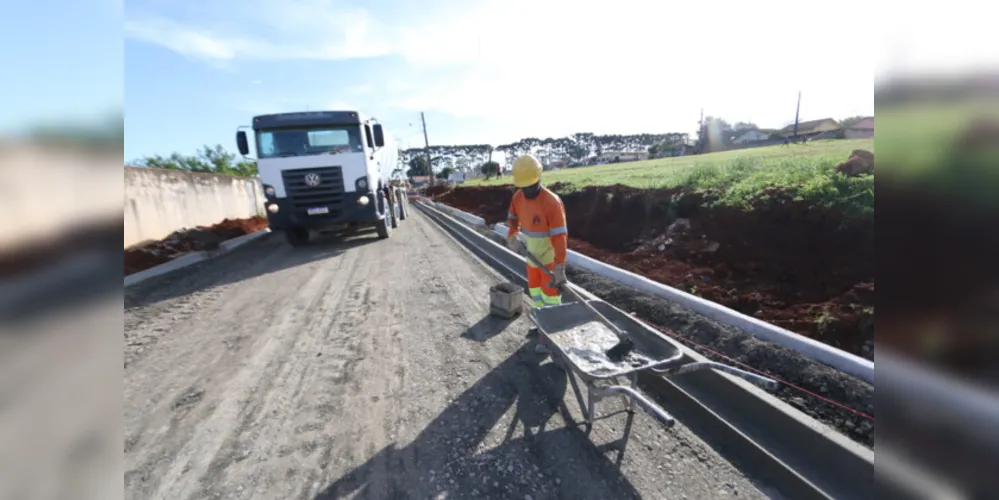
[522,183,542,199]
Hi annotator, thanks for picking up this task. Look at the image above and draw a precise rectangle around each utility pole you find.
[792,91,801,140]
[697,108,705,154]
[420,111,433,185]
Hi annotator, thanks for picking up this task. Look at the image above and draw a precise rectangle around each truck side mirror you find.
[373,124,385,148]
[236,130,249,156]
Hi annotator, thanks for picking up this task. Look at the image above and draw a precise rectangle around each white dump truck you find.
[236,111,407,246]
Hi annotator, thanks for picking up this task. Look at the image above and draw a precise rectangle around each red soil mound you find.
[436,184,875,356]
[124,216,269,276]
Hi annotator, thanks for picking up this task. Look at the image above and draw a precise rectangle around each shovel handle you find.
[518,238,632,343]
[519,239,569,293]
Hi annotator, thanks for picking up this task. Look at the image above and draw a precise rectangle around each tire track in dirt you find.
[124,240,363,500]
[192,249,368,500]
[126,212,773,500]
[226,253,394,498]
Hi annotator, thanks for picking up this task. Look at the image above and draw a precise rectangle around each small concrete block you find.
[489,282,524,319]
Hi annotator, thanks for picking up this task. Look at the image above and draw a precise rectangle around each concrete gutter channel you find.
[415,201,915,500]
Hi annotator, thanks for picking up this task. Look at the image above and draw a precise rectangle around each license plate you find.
[307,207,329,215]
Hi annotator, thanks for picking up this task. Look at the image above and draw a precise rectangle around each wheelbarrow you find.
[528,295,779,428]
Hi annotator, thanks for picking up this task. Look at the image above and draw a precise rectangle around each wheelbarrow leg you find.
[626,372,639,412]
[564,366,590,423]
[587,387,596,425]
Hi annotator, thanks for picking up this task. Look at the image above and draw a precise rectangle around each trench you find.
[428,184,875,359]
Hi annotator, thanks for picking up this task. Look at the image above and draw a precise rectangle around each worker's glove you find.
[507,235,525,254]
[552,263,568,288]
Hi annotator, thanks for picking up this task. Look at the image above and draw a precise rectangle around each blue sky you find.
[0,0,122,132]
[120,0,889,162]
[3,0,994,164]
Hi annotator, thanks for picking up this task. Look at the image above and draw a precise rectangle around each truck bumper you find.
[263,193,382,231]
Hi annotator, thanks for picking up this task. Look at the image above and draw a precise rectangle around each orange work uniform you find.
[506,186,568,308]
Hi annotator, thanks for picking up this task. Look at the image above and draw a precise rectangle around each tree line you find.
[129,144,258,178]
[130,114,869,180]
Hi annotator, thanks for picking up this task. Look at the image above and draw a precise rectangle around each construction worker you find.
[506,154,568,309]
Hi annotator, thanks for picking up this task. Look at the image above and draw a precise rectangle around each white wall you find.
[0,143,121,252]
[124,167,265,248]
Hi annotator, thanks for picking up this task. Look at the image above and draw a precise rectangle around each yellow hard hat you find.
[512,155,542,188]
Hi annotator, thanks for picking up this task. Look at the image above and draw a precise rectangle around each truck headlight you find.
[355,177,368,191]
[263,185,276,197]
[357,195,370,206]
[267,203,279,213]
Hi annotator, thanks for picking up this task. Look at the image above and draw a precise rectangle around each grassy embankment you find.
[465,138,876,217]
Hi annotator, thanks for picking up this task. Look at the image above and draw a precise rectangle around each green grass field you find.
[467,138,875,217]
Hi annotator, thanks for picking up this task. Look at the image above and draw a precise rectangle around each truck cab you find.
[236,111,403,246]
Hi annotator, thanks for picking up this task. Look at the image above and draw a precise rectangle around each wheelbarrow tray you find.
[530,300,685,381]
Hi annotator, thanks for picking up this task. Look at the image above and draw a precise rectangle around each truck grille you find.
[281,166,345,215]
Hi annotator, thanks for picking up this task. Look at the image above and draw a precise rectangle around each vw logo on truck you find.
[235,110,403,247]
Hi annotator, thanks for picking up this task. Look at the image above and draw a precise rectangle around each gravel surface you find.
[124,211,770,500]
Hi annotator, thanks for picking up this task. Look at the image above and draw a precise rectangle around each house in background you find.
[778,118,842,139]
[409,175,432,187]
[545,159,569,170]
[845,117,875,139]
[731,129,771,144]
[655,141,697,158]
[597,151,649,163]
[447,171,466,184]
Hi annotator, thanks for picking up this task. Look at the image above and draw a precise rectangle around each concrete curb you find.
[124,229,271,288]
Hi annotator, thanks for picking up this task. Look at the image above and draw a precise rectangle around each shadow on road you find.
[460,314,517,343]
[314,344,644,500]
[0,223,122,326]
[125,230,381,311]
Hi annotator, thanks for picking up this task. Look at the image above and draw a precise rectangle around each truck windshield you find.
[256,125,364,158]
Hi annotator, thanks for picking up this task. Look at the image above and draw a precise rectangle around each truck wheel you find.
[284,228,310,247]
[376,194,392,239]
[398,191,408,220]
[390,195,400,229]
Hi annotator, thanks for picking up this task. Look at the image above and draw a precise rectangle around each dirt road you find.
[124,211,773,499]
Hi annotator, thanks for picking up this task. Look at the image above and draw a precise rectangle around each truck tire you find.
[284,227,310,247]
[376,193,392,239]
[398,190,408,221]
[390,193,400,229]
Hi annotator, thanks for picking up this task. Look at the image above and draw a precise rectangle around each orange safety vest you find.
[506,187,568,268]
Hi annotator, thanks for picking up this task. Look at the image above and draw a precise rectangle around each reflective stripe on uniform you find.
[508,211,518,220]
[542,294,562,305]
[549,226,567,236]
[520,229,549,238]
